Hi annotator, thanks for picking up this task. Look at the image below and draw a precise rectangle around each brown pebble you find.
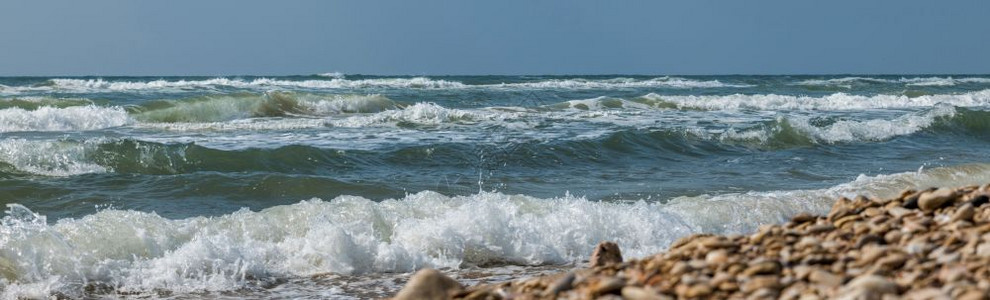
[394,269,463,300]
[590,277,626,296]
[841,275,897,296]
[590,241,623,267]
[742,261,782,277]
[951,203,976,223]
[621,286,672,300]
[791,212,817,223]
[958,289,988,300]
[541,272,575,297]
[741,276,781,293]
[808,269,843,287]
[706,249,729,265]
[919,188,957,211]
[685,283,713,298]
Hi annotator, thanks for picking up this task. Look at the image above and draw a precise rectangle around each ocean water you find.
[2,74,990,298]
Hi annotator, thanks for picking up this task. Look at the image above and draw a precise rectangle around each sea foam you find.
[0,106,131,132]
[640,89,990,111]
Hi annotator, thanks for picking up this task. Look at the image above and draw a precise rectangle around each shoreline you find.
[393,184,990,299]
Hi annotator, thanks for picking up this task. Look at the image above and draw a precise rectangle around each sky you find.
[0,0,987,76]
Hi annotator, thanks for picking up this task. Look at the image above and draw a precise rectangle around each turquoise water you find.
[2,74,990,298]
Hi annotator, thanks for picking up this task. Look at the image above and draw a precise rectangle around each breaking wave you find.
[0,106,131,133]
[130,92,399,123]
[4,163,990,298]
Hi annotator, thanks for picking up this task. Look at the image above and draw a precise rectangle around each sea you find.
[2,74,990,298]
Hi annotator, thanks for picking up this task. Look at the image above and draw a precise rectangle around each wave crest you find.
[0,106,131,133]
[131,92,399,123]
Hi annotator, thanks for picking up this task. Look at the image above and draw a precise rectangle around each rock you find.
[741,276,781,293]
[853,234,884,248]
[887,206,914,219]
[684,283,713,298]
[541,272,575,296]
[621,286,671,300]
[806,224,836,234]
[589,277,625,296]
[903,288,949,300]
[970,194,990,207]
[705,249,729,265]
[791,212,817,223]
[876,253,909,270]
[742,261,782,277]
[808,269,843,287]
[951,203,976,223]
[699,236,736,249]
[840,275,897,298]
[590,241,623,267]
[394,269,463,300]
[958,290,988,300]
[919,188,957,211]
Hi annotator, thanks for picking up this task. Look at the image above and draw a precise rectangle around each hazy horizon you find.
[2,0,987,76]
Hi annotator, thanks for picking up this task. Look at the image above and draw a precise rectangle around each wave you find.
[778,105,958,144]
[316,72,345,79]
[130,92,399,123]
[794,76,990,87]
[492,76,753,89]
[2,76,752,94]
[639,89,990,111]
[0,139,107,176]
[41,77,467,91]
[5,107,985,177]
[0,97,96,110]
[325,102,509,128]
[4,163,990,297]
[0,105,131,133]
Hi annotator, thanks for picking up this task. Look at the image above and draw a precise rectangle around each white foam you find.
[0,139,107,176]
[134,118,328,132]
[4,163,990,298]
[293,94,398,115]
[45,77,466,91]
[4,76,752,94]
[794,76,990,87]
[785,105,955,143]
[496,77,752,89]
[642,89,990,111]
[325,102,513,128]
[316,72,346,79]
[0,106,132,132]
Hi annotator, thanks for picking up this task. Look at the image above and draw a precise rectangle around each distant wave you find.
[0,76,751,93]
[491,76,753,89]
[4,163,990,297]
[639,89,990,111]
[43,77,467,91]
[794,76,990,87]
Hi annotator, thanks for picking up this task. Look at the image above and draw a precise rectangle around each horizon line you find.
[1,73,990,78]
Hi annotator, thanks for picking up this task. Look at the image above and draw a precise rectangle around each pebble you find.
[590,241,623,267]
[393,269,463,300]
[919,188,957,211]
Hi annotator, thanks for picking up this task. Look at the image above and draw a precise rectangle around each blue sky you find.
[0,0,987,75]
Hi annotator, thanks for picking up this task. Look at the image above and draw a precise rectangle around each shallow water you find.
[2,74,989,298]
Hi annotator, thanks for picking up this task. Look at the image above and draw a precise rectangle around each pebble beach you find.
[394,185,990,299]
